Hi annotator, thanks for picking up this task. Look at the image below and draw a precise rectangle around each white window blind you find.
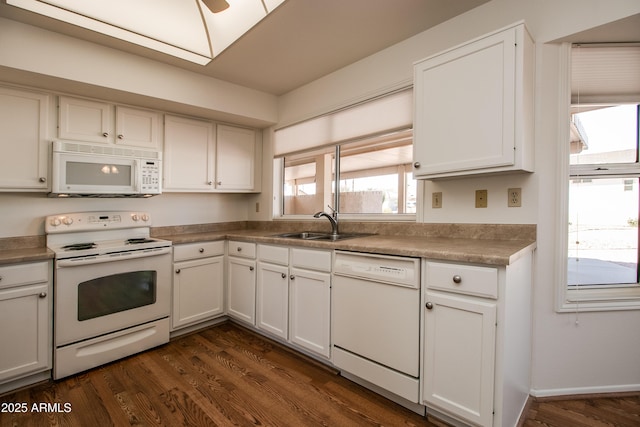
[274,89,412,156]
[571,44,640,104]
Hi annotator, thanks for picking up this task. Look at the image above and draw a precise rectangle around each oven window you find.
[77,271,156,321]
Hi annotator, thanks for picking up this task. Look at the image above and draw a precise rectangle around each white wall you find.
[0,192,251,237]
[276,0,640,396]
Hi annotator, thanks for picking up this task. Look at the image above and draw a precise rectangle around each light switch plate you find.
[432,192,442,208]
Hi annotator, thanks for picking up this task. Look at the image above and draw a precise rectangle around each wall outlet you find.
[475,189,488,208]
[508,188,521,207]
[432,192,442,208]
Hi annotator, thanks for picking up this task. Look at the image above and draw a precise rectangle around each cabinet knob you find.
[452,275,462,284]
[290,275,295,280]
[199,248,205,253]
[249,266,254,271]
[413,161,421,169]
[175,269,181,274]
[39,177,46,183]
[237,247,242,252]
[102,132,109,137]
[0,276,3,282]
[217,181,222,185]
[281,273,287,279]
[39,292,47,298]
[117,134,124,140]
[425,302,433,310]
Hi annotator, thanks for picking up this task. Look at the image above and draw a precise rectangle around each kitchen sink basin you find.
[272,231,372,241]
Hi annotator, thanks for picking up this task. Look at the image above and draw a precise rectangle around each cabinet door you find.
[58,96,111,143]
[163,115,215,191]
[423,291,496,427]
[115,106,160,149]
[414,27,517,177]
[289,267,330,358]
[0,86,50,190]
[227,257,256,325]
[215,124,256,191]
[256,262,289,339]
[172,256,224,330]
[0,283,50,383]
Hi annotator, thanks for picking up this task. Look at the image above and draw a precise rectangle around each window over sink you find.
[276,129,416,218]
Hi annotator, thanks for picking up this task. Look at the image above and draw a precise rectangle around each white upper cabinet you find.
[0,86,50,191]
[115,106,161,149]
[216,124,260,192]
[163,114,215,192]
[163,118,260,193]
[413,23,534,178]
[58,96,161,149]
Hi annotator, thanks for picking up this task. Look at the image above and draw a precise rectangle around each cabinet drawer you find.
[173,241,225,262]
[291,248,331,272]
[0,261,49,290]
[228,241,256,259]
[257,244,288,265]
[426,261,498,299]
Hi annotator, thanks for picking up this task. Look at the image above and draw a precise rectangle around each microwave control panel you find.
[140,160,161,193]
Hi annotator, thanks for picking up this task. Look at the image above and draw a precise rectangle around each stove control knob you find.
[62,217,73,226]
[141,214,150,222]
[131,214,140,222]
[50,218,61,227]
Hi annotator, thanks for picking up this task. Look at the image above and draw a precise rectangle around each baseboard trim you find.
[530,384,640,398]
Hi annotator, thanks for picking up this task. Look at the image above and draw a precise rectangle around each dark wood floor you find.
[1,322,638,426]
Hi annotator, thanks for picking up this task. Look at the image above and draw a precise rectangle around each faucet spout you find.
[313,211,338,235]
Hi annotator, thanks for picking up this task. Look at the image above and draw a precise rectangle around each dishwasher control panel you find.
[333,251,420,288]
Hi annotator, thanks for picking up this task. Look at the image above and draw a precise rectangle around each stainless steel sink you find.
[272,231,372,241]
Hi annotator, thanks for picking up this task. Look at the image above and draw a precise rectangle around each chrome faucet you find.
[314,207,338,235]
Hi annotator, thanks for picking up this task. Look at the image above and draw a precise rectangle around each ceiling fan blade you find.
[202,0,230,13]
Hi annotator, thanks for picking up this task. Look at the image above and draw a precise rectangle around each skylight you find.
[6,0,284,65]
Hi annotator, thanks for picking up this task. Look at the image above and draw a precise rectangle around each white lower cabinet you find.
[172,241,225,331]
[289,265,331,358]
[256,251,289,340]
[256,245,331,359]
[227,241,257,325]
[422,256,532,427]
[0,261,52,390]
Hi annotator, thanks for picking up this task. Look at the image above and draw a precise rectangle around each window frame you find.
[274,129,418,221]
[556,43,640,312]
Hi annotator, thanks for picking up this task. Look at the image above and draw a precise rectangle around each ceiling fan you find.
[202,0,230,13]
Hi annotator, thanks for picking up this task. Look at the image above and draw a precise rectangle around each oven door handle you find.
[56,246,171,267]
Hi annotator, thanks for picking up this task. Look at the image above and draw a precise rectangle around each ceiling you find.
[0,0,490,95]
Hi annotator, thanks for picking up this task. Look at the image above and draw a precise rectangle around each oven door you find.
[54,248,171,347]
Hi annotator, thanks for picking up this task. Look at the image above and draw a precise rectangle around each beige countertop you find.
[156,228,535,266]
[0,222,536,267]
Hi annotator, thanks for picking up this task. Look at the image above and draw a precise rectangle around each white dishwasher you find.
[332,251,421,407]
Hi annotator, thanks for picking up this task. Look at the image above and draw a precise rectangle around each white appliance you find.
[46,211,172,379]
[332,251,422,411]
[50,141,162,197]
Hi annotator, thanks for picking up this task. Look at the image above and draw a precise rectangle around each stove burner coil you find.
[126,238,156,244]
[61,243,97,251]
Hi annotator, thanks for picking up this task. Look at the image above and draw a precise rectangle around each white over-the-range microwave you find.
[50,141,162,197]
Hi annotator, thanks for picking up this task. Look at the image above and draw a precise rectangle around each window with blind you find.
[559,43,640,311]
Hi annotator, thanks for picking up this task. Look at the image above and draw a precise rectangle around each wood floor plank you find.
[2,322,639,427]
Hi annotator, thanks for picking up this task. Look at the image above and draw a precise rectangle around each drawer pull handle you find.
[452,275,462,284]
[39,292,47,298]
[199,248,205,253]
[425,302,433,310]
[281,273,287,279]
[175,269,181,274]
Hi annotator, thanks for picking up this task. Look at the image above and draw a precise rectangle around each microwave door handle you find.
[133,159,140,191]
